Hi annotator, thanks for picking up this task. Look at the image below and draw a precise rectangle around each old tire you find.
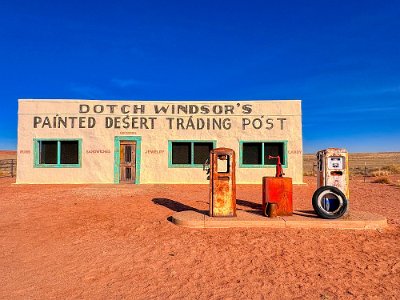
[312,186,348,219]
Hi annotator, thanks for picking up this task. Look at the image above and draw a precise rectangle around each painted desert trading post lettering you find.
[32,103,287,131]
[17,100,303,184]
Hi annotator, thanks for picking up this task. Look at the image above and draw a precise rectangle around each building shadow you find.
[236,199,262,210]
[152,198,200,213]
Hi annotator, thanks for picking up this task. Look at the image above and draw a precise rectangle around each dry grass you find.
[303,170,314,176]
[370,169,391,177]
[372,177,391,184]
[304,152,400,176]
[382,164,400,174]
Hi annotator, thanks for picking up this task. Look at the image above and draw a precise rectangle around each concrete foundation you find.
[171,210,388,230]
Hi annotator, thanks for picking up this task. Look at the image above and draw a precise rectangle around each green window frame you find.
[33,138,82,168]
[168,140,216,168]
[239,140,288,168]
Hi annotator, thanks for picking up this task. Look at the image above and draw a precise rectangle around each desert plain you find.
[0,151,399,299]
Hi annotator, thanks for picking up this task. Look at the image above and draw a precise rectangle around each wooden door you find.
[119,141,136,183]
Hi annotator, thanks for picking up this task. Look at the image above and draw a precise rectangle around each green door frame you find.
[114,136,142,184]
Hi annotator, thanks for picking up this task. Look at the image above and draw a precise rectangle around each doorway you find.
[114,136,141,184]
[119,141,136,183]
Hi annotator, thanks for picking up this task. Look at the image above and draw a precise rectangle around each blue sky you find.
[0,0,399,153]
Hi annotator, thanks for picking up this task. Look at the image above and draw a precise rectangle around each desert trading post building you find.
[16,100,303,184]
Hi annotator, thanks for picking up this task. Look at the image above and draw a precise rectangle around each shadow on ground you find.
[236,199,262,210]
[152,198,200,212]
[294,210,319,218]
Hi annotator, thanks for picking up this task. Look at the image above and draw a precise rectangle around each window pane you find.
[60,141,79,164]
[125,167,132,180]
[242,143,262,164]
[217,154,229,173]
[124,145,132,163]
[40,141,57,164]
[194,142,213,164]
[264,142,284,165]
[172,142,191,164]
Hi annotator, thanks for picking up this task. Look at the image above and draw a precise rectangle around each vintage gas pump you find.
[208,148,236,217]
[313,148,349,219]
[262,155,293,217]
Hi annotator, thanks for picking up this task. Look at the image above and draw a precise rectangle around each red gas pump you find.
[262,156,293,217]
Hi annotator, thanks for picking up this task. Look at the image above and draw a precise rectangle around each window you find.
[34,139,81,168]
[172,142,191,164]
[39,141,57,164]
[242,143,262,164]
[169,141,215,167]
[60,141,79,164]
[240,141,287,167]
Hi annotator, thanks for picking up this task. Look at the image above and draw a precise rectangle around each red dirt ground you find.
[0,176,399,299]
[0,150,16,160]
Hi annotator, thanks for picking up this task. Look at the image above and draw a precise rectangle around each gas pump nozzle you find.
[268,155,284,177]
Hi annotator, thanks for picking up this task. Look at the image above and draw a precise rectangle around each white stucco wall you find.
[16,99,303,184]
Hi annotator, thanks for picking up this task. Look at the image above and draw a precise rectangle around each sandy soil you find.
[0,151,16,160]
[0,176,399,299]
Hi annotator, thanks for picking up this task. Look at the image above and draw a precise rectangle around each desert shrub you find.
[350,167,366,176]
[303,170,315,176]
[382,164,400,174]
[372,177,391,184]
[370,169,390,177]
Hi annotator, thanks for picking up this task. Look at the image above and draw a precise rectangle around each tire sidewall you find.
[312,186,348,219]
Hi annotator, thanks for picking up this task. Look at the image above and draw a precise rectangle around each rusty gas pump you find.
[208,148,236,217]
[262,155,293,217]
[312,148,349,219]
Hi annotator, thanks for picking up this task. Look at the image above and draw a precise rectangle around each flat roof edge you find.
[18,99,302,103]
